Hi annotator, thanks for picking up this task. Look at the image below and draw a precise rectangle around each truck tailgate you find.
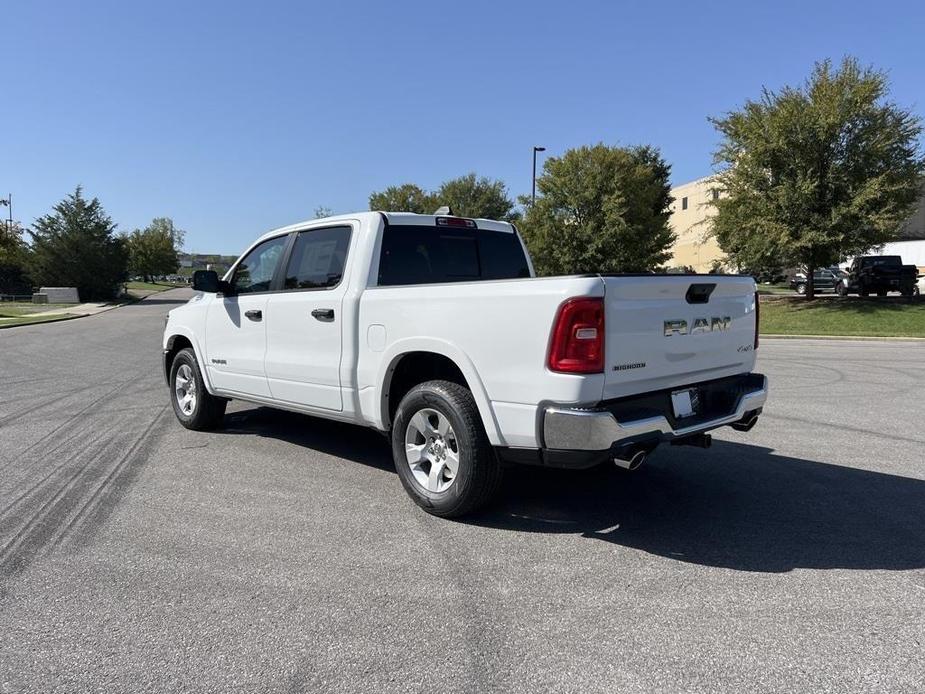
[601,275,758,400]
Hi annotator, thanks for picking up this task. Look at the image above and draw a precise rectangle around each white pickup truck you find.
[163,211,767,517]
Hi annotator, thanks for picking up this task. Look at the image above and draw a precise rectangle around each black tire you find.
[859,287,870,297]
[877,289,888,297]
[391,380,503,518]
[169,347,227,431]
[795,283,806,295]
[913,286,920,297]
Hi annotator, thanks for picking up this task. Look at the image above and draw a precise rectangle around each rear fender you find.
[376,337,503,446]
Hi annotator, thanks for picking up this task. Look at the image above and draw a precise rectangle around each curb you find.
[761,333,925,342]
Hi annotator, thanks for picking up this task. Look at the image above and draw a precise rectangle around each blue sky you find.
[3,0,923,254]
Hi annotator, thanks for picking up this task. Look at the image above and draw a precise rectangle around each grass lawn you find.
[0,313,74,328]
[125,281,185,291]
[757,283,794,296]
[760,298,925,337]
[0,304,74,317]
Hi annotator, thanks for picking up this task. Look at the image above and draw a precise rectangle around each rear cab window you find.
[377,224,530,286]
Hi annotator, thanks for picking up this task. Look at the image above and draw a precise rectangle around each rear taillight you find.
[754,291,760,349]
[547,297,605,374]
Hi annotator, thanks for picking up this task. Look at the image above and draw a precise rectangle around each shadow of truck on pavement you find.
[218,406,925,574]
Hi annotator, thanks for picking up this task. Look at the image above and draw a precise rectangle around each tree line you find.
[0,187,185,300]
[366,57,923,296]
[4,57,921,301]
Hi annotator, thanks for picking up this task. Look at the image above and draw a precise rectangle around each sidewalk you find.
[26,301,118,318]
[0,292,159,327]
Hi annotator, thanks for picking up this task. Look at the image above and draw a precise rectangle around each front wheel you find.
[795,283,806,295]
[169,347,227,430]
[391,380,503,518]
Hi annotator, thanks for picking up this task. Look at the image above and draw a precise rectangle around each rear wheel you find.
[391,380,503,518]
[836,282,848,297]
[795,283,806,295]
[169,347,227,430]
[877,289,888,297]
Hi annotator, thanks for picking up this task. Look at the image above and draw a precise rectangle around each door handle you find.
[244,309,262,321]
[311,308,335,322]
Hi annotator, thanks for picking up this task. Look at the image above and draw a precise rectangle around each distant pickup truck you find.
[162,211,767,517]
[835,256,917,297]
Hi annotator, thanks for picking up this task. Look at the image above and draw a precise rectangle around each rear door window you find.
[283,226,351,290]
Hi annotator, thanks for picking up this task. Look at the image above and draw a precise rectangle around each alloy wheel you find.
[404,408,460,493]
[175,363,198,416]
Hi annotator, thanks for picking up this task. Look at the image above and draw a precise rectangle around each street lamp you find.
[0,194,10,232]
[532,146,546,205]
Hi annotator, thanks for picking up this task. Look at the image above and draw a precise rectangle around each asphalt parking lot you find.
[1,289,923,693]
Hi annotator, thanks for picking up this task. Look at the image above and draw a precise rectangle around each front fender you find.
[163,325,216,395]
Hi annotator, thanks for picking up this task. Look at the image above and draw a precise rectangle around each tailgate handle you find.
[686,283,715,304]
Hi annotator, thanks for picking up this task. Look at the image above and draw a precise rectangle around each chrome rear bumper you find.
[543,375,768,451]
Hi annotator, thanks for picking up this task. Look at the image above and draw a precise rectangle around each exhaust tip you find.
[613,449,647,471]
[731,413,759,432]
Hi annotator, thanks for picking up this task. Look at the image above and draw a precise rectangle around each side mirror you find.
[192,270,221,293]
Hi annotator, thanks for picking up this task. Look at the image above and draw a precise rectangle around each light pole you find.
[0,194,10,232]
[532,146,545,205]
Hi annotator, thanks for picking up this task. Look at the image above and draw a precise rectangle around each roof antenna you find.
[433,205,454,216]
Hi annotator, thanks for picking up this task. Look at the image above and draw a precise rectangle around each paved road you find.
[1,289,923,693]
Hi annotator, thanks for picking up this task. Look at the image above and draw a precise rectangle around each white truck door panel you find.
[203,233,289,398]
[265,292,345,410]
[265,226,351,411]
[205,295,271,397]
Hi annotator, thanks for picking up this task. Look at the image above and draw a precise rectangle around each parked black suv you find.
[789,268,844,295]
[835,256,917,297]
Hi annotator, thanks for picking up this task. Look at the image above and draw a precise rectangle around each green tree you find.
[314,206,334,219]
[125,217,185,282]
[518,144,675,275]
[28,186,128,301]
[369,183,438,214]
[0,221,32,294]
[434,173,519,220]
[710,57,925,297]
[368,174,519,220]
[0,220,27,263]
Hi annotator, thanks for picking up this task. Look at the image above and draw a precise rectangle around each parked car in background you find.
[835,256,917,297]
[789,268,844,295]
